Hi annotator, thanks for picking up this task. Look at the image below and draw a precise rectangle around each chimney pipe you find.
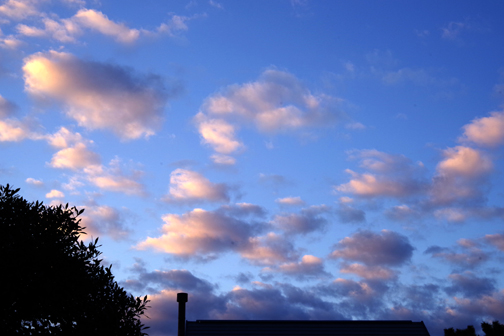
[177,292,188,336]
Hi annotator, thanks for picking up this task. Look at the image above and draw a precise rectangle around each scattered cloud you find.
[275,196,304,206]
[195,69,345,162]
[461,111,504,147]
[163,169,231,204]
[25,177,43,186]
[45,189,64,198]
[272,205,329,235]
[330,230,414,267]
[335,150,426,198]
[136,206,265,261]
[23,51,170,140]
[80,204,131,240]
[84,159,146,196]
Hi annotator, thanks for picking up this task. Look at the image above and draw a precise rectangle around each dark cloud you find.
[445,272,496,298]
[330,230,414,267]
[424,241,489,269]
[272,205,329,235]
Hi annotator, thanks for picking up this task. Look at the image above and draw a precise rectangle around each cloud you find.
[45,189,64,198]
[461,111,504,147]
[163,169,230,203]
[336,204,365,223]
[23,51,169,140]
[46,127,101,170]
[25,177,43,186]
[0,95,16,117]
[272,205,329,235]
[424,240,489,269]
[268,255,329,280]
[0,118,33,141]
[275,196,305,206]
[72,9,140,43]
[80,204,131,240]
[194,113,243,155]
[201,69,343,133]
[430,146,493,206]
[0,0,39,21]
[195,69,344,162]
[442,22,466,39]
[336,150,426,198]
[340,263,395,280]
[484,233,504,251]
[136,206,265,261]
[445,272,496,298]
[330,230,414,267]
[84,159,146,196]
[50,143,101,170]
[239,232,299,266]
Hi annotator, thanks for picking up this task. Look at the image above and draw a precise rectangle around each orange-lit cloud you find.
[462,111,504,147]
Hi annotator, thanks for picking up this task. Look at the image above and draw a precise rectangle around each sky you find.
[2,1,504,335]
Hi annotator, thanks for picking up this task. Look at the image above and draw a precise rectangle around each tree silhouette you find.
[444,321,504,336]
[1,184,150,335]
[481,321,504,336]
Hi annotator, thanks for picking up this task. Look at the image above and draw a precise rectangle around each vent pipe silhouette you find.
[177,293,188,336]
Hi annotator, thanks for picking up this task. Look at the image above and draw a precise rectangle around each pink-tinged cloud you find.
[163,169,230,203]
[430,146,493,206]
[23,51,169,140]
[266,255,329,280]
[136,207,264,260]
[462,111,504,147]
[0,118,31,141]
[25,177,43,186]
[275,196,305,206]
[0,0,39,20]
[45,189,64,198]
[240,232,299,266]
[73,9,140,43]
[437,146,492,178]
[50,143,101,170]
[194,113,243,155]
[84,158,145,196]
[484,233,504,251]
[17,16,82,43]
[340,263,395,280]
[201,69,343,133]
[80,204,131,241]
[335,150,426,198]
[330,230,414,266]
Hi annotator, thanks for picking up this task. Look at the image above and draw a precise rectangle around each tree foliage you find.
[1,184,150,335]
[444,321,504,336]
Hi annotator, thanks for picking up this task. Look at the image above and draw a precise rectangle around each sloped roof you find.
[185,320,431,336]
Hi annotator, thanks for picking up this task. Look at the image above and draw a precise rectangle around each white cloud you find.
[46,189,64,198]
[163,169,230,203]
[23,51,168,140]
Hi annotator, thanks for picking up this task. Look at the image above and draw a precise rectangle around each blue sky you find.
[2,1,504,335]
